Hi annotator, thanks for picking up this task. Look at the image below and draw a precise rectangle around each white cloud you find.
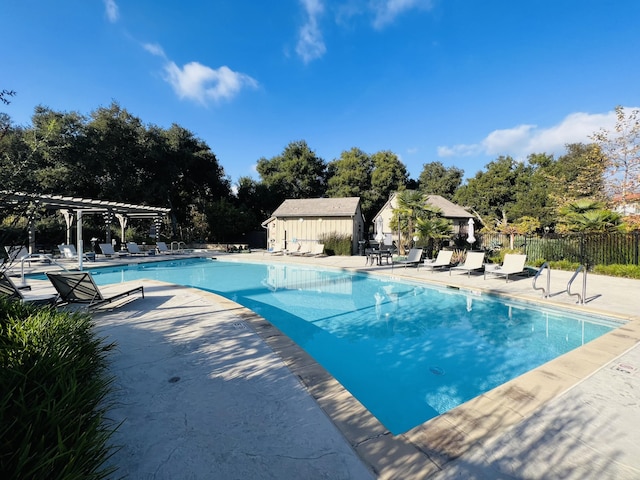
[438,110,626,160]
[370,0,435,29]
[163,61,258,104]
[143,43,166,58]
[103,0,119,23]
[296,0,326,63]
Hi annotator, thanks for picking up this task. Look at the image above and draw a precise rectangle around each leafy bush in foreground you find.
[0,298,117,479]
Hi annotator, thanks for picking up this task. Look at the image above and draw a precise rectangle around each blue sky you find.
[3,1,639,187]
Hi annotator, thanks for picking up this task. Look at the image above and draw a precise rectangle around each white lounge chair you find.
[156,241,172,254]
[308,243,326,257]
[395,248,423,268]
[125,242,148,255]
[58,244,94,262]
[450,251,485,276]
[99,243,128,257]
[420,250,454,272]
[46,271,144,310]
[484,254,528,282]
[4,245,52,267]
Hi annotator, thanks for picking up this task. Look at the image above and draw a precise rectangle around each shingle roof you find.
[424,195,473,219]
[272,197,361,217]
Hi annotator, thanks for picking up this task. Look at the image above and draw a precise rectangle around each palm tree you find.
[391,190,441,254]
[558,199,623,233]
[415,216,453,257]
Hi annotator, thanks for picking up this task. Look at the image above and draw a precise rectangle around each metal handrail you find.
[19,253,69,285]
[567,265,587,304]
[532,262,551,298]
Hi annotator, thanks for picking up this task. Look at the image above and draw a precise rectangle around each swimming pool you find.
[87,258,619,434]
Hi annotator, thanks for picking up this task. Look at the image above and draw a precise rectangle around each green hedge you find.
[0,299,117,479]
[319,233,353,256]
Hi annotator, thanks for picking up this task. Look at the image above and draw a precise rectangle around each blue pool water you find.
[86,258,618,434]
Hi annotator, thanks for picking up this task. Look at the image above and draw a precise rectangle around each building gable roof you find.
[424,195,473,219]
[373,192,472,221]
[271,197,361,218]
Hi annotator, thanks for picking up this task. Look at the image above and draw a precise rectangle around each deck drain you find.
[168,376,181,383]
[429,366,445,376]
[233,322,248,329]
[611,363,637,375]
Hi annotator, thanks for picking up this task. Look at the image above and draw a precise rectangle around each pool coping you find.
[204,258,640,479]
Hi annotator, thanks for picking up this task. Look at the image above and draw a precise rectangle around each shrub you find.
[593,263,640,279]
[0,299,117,479]
[319,233,352,256]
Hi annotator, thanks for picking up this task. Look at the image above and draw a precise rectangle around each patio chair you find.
[484,254,528,282]
[99,243,129,257]
[156,241,172,254]
[420,250,454,272]
[395,248,423,268]
[46,271,144,310]
[58,244,95,262]
[450,251,485,277]
[0,271,58,306]
[5,245,53,266]
[126,242,149,255]
[308,243,326,257]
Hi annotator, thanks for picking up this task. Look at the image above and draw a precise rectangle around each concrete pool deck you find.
[15,252,640,478]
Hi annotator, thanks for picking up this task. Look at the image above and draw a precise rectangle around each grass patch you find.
[0,298,118,479]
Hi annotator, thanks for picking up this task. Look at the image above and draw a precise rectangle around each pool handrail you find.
[532,262,551,298]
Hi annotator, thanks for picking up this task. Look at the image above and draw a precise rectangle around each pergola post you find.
[77,209,83,270]
[61,209,74,245]
[116,214,128,249]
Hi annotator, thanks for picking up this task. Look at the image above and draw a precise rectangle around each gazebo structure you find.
[1,191,171,270]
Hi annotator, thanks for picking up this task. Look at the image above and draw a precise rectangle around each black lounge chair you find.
[46,271,144,310]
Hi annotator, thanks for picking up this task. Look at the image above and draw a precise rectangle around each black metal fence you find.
[476,232,640,266]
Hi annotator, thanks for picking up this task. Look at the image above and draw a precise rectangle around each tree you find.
[544,143,607,208]
[454,156,527,230]
[369,150,408,223]
[0,89,16,105]
[557,199,623,233]
[326,147,375,218]
[417,161,463,199]
[391,190,442,254]
[592,106,640,209]
[256,140,327,208]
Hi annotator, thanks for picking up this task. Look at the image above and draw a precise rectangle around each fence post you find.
[635,232,639,266]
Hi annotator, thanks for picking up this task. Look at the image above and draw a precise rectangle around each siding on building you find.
[263,197,365,253]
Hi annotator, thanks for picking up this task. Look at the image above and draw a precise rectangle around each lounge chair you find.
[395,248,423,268]
[4,245,53,266]
[46,271,144,310]
[450,251,485,276]
[126,242,148,255]
[288,242,310,256]
[484,254,528,282]
[420,250,454,272]
[58,244,95,262]
[99,243,129,257]
[0,271,58,306]
[308,243,326,257]
[156,241,172,254]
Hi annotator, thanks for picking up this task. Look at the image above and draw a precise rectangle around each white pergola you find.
[1,191,171,270]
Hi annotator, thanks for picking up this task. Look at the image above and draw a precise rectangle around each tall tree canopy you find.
[255,140,327,212]
[417,161,463,199]
[592,106,640,206]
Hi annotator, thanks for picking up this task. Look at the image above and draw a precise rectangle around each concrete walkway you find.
[15,251,640,478]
